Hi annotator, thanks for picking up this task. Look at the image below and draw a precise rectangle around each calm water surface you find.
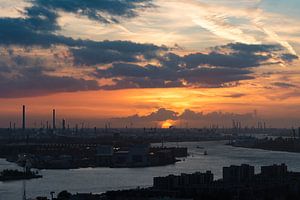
[2,141,300,200]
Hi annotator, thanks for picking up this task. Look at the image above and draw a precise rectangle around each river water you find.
[2,140,300,200]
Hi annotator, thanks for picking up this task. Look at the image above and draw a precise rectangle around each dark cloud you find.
[181,67,253,87]
[145,108,178,121]
[0,65,11,73]
[96,63,177,80]
[0,17,75,47]
[25,5,60,32]
[0,3,61,47]
[112,108,254,127]
[93,43,298,90]
[179,109,203,120]
[272,82,297,88]
[96,65,253,89]
[0,37,295,96]
[0,16,165,67]
[2,0,152,39]
[71,41,166,66]
[0,66,99,98]
[223,43,282,53]
[0,0,156,50]
[178,109,253,122]
[113,108,178,122]
[280,54,299,62]
[182,51,268,69]
[101,77,183,90]
[183,43,297,69]
[266,90,300,101]
[0,14,166,66]
[95,53,255,89]
[32,0,153,24]
[222,93,247,98]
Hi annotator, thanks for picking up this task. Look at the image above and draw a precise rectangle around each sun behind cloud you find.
[161,119,176,129]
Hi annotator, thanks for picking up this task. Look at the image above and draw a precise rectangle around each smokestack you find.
[75,124,78,133]
[52,109,56,130]
[292,128,296,140]
[232,120,236,129]
[22,105,26,131]
[62,119,66,131]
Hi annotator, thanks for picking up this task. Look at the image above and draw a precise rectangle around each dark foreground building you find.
[149,163,300,200]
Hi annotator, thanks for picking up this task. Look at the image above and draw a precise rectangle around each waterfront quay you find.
[0,142,188,169]
[231,135,300,153]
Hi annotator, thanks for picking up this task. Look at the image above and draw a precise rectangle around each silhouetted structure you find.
[52,109,56,130]
[62,119,66,131]
[22,105,26,131]
[231,136,300,153]
[99,163,300,200]
[0,141,187,169]
[223,164,254,183]
[153,171,214,190]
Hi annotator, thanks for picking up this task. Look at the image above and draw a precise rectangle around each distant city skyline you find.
[0,0,300,127]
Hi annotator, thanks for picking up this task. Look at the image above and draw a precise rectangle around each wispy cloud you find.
[252,10,298,56]
[178,0,298,56]
[190,13,259,44]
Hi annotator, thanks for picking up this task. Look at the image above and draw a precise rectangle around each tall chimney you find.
[52,109,56,130]
[22,105,26,131]
[62,119,66,131]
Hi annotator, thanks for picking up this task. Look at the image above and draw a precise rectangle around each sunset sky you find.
[0,0,299,128]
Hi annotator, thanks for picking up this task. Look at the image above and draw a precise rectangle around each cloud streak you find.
[252,13,298,56]
[181,0,297,56]
[190,13,259,44]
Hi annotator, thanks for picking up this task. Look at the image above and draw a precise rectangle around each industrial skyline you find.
[2,105,299,129]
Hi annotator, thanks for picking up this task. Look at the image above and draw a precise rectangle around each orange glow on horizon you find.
[0,83,300,120]
[161,120,175,128]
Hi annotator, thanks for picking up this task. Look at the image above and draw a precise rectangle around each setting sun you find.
[161,120,175,129]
